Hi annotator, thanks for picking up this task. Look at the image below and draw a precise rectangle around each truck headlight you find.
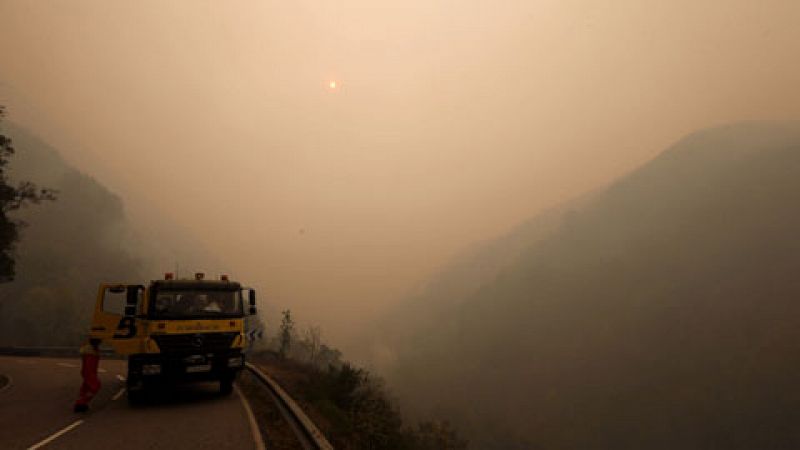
[227,356,243,367]
[142,364,161,375]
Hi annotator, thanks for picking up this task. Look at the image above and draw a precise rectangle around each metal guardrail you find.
[245,362,334,450]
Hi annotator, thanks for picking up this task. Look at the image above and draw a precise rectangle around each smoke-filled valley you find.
[10,115,800,449]
[6,115,800,448]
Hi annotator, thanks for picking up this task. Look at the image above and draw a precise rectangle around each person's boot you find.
[73,403,89,413]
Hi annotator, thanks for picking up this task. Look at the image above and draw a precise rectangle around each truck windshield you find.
[151,290,242,318]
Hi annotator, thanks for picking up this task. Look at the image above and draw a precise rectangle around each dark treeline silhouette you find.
[378,122,800,449]
[0,107,56,282]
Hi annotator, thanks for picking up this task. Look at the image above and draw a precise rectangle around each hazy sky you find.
[2,0,799,346]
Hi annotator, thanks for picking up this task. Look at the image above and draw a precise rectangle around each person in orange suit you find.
[73,338,101,413]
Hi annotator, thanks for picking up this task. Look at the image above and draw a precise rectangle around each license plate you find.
[184,355,206,364]
[186,364,211,373]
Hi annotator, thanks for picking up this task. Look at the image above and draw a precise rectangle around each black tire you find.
[126,365,145,406]
[220,377,234,395]
[127,387,145,406]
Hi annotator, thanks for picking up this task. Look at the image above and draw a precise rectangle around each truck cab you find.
[89,273,257,404]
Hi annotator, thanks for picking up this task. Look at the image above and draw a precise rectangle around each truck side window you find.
[103,288,128,315]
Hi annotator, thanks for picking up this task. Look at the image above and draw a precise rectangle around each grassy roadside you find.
[249,351,467,450]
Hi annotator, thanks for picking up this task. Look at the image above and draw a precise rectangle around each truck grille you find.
[152,332,237,354]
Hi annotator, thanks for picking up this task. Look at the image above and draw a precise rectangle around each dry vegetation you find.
[251,320,467,450]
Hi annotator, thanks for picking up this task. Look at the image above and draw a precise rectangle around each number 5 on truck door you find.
[90,284,143,354]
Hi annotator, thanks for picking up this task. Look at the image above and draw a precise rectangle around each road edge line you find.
[236,384,266,450]
[28,420,84,450]
[112,387,126,401]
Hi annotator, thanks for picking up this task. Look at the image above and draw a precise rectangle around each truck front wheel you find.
[220,376,234,395]
[126,362,146,405]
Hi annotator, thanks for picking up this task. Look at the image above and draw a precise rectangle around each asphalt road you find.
[0,356,262,449]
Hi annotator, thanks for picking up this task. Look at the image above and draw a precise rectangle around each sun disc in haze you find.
[327,80,340,92]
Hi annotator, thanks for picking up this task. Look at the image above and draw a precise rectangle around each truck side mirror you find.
[248,289,257,315]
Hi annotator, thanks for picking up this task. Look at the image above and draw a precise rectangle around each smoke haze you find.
[2,0,800,362]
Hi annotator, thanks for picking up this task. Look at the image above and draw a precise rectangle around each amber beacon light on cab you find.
[89,272,258,404]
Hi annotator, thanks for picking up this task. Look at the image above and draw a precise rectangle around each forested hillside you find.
[382,122,800,449]
[0,124,144,346]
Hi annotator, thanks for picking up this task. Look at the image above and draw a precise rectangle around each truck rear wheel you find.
[127,388,145,406]
[126,364,145,406]
[220,377,234,395]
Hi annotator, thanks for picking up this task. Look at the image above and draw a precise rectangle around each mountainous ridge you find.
[380,121,800,448]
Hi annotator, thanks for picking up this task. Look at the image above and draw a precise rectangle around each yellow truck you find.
[89,272,257,404]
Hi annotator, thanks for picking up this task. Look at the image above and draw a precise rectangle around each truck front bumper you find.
[128,351,244,384]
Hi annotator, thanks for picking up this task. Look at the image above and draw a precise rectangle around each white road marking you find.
[56,363,78,369]
[236,385,266,450]
[116,374,126,382]
[27,420,84,450]
[112,388,126,401]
